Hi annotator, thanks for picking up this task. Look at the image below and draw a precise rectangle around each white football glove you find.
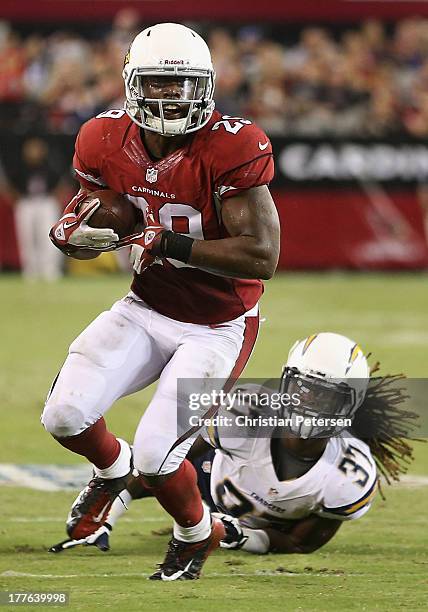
[51,194,119,251]
[119,207,164,273]
[129,243,145,272]
[212,512,249,549]
[67,199,119,250]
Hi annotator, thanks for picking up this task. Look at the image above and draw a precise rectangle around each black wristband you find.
[160,231,194,263]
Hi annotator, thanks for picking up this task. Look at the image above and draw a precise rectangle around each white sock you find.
[241,528,270,554]
[173,503,211,543]
[94,438,132,479]
[105,489,133,528]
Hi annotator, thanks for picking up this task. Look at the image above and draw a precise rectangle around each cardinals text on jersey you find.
[73,109,274,325]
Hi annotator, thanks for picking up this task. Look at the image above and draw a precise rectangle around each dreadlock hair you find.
[350,360,422,497]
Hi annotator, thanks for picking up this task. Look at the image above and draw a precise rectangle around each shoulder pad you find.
[75,110,131,161]
[73,110,132,188]
[207,114,272,172]
[199,113,273,197]
[319,440,378,521]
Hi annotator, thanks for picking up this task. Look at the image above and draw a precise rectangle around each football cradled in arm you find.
[114,186,280,280]
[49,190,119,260]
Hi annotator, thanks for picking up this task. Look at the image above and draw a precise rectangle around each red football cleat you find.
[66,474,130,539]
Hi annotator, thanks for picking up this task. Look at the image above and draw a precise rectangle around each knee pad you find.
[41,404,87,438]
[133,437,166,475]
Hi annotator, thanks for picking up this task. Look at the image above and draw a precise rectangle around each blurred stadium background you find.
[0,1,427,610]
[1,1,428,273]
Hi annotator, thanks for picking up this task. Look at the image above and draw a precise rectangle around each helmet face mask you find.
[123,24,216,137]
[124,67,215,136]
[280,367,357,439]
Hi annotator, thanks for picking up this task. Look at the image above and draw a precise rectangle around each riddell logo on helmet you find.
[163,59,185,65]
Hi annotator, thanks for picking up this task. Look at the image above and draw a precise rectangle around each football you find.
[80,190,143,239]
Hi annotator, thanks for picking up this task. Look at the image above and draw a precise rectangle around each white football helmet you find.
[122,23,216,136]
[280,332,370,438]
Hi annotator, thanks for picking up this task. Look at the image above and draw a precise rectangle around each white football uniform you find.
[204,391,378,529]
[41,293,259,475]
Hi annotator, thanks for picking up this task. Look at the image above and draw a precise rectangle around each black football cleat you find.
[149,518,225,581]
[48,538,86,553]
[48,524,112,553]
[66,474,130,540]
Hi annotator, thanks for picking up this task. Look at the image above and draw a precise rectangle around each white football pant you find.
[41,292,259,475]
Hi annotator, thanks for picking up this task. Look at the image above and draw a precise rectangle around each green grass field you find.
[0,272,427,611]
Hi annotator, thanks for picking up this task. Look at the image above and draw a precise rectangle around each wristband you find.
[160,231,194,263]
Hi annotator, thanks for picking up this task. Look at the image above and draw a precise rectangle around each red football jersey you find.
[73,109,274,324]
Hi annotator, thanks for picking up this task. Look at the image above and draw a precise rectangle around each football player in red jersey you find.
[43,22,280,581]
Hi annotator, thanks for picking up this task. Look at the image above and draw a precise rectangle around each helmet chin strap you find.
[145,112,188,136]
[124,100,183,136]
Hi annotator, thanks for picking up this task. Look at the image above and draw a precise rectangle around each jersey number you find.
[215,478,254,518]
[96,109,126,120]
[125,196,204,269]
[211,115,252,134]
[338,445,370,487]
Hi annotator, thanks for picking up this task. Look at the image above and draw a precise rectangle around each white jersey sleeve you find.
[317,438,378,521]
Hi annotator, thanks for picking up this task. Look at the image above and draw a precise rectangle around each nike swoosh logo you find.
[160,560,193,581]
[93,502,110,523]
[63,220,79,230]
[258,141,269,151]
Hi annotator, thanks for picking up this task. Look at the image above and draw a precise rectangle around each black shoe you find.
[66,474,130,539]
[149,518,225,581]
[48,523,112,553]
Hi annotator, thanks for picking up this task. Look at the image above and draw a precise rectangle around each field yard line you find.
[0,464,92,491]
[1,465,427,492]
[3,517,168,523]
[0,570,347,579]
[0,465,68,492]
[398,475,428,487]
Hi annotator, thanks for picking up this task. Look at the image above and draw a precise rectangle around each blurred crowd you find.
[2,12,428,138]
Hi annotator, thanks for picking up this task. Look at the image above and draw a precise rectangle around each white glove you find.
[67,199,119,250]
[51,194,119,252]
[129,243,144,272]
[212,512,249,549]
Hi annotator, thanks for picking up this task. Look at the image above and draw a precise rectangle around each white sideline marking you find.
[0,464,92,491]
[0,570,342,579]
[3,517,167,523]
[397,475,428,487]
